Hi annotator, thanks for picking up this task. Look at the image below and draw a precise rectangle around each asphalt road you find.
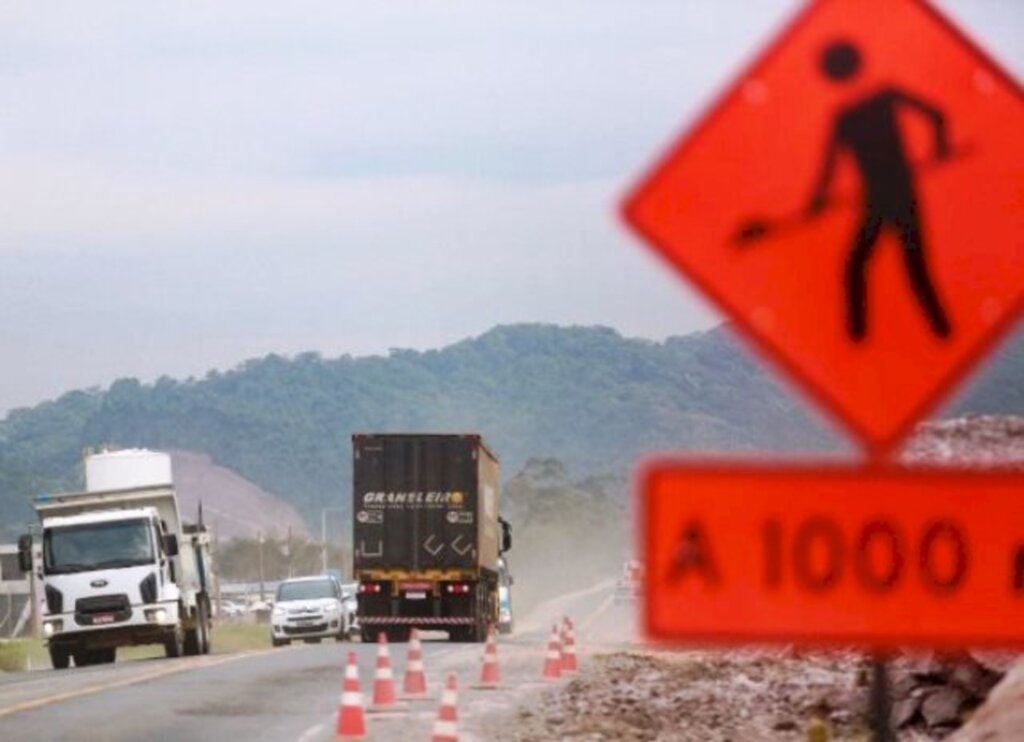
[0,580,633,741]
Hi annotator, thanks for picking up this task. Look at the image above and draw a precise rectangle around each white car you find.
[340,582,359,633]
[270,575,355,647]
[219,600,246,619]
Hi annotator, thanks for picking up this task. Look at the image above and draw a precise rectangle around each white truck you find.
[16,449,215,669]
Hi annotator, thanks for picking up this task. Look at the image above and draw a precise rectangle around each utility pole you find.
[258,530,265,603]
[286,526,293,579]
[320,506,346,575]
[29,527,41,638]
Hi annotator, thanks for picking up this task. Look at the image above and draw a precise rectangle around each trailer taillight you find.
[445,583,472,594]
[359,583,383,594]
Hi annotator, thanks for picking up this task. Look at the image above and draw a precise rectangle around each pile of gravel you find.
[496,651,875,741]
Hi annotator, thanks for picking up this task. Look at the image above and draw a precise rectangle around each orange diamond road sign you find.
[623,0,1024,453]
[644,464,1024,647]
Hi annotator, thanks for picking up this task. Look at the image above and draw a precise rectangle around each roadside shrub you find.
[0,640,28,672]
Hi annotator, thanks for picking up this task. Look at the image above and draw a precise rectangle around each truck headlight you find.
[145,608,168,623]
[43,620,62,637]
[272,606,286,618]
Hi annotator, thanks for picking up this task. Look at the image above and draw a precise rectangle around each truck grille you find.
[75,594,132,625]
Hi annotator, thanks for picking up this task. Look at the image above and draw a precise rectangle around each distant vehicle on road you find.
[352,434,513,642]
[614,559,645,603]
[270,575,355,647]
[497,556,514,635]
[219,600,246,619]
[19,449,215,669]
[340,582,359,632]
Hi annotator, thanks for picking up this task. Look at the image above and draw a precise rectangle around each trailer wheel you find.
[183,627,199,656]
[448,626,473,643]
[164,624,185,658]
[49,646,70,670]
[198,601,211,655]
[472,619,488,643]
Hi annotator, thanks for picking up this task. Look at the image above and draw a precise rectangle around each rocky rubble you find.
[887,654,1005,738]
[902,416,1024,469]
[493,650,877,741]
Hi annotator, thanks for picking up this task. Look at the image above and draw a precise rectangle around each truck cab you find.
[34,506,189,667]
[19,449,214,669]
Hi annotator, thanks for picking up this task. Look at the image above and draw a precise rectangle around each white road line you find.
[579,593,616,635]
[295,721,325,742]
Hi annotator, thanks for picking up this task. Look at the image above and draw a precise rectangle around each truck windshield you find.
[44,519,155,574]
[276,580,336,602]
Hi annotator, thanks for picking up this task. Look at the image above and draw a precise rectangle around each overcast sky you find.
[0,1,1020,415]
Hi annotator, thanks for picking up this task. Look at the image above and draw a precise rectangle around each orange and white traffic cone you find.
[561,616,578,674]
[431,674,460,742]
[369,631,401,711]
[402,627,429,699]
[474,628,501,689]
[335,651,366,740]
[542,624,562,681]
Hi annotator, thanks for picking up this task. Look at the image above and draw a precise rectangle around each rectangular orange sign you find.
[643,464,1024,648]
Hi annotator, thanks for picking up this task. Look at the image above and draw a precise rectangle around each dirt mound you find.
[170,450,309,540]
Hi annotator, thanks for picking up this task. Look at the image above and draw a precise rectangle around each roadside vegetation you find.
[0,623,270,673]
[0,640,30,672]
[503,457,628,616]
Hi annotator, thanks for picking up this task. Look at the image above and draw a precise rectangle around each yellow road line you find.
[0,651,263,720]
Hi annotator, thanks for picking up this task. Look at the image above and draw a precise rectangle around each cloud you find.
[0,0,1019,414]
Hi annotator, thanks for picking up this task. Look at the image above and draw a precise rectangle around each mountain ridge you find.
[1,322,1020,537]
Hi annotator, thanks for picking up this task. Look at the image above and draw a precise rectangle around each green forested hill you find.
[1,323,1020,537]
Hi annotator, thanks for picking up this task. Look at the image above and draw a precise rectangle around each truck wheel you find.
[72,650,90,667]
[473,620,488,643]
[386,627,410,643]
[448,627,472,643]
[360,627,377,643]
[49,646,70,670]
[197,601,211,655]
[183,627,200,656]
[164,625,185,658]
[272,637,289,648]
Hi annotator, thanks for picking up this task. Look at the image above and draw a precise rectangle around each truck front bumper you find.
[44,600,180,647]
